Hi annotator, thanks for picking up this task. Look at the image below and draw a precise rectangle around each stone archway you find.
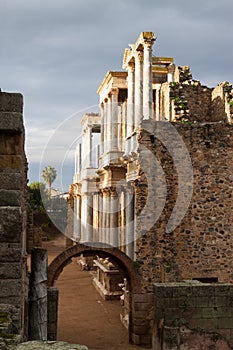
[47,243,151,346]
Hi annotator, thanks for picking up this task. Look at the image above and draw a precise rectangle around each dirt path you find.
[44,236,150,350]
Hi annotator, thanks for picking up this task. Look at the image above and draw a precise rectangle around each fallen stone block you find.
[15,341,88,350]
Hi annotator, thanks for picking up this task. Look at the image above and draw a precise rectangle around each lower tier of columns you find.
[73,186,136,259]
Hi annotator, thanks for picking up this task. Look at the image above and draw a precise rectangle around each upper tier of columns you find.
[99,88,119,155]
[123,33,156,131]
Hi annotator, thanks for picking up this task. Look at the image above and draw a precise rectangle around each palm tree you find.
[42,165,57,193]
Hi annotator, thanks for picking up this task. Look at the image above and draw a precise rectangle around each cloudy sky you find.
[0,0,233,191]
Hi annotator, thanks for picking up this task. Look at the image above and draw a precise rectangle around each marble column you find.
[167,63,175,83]
[106,193,111,244]
[127,62,135,136]
[125,187,135,260]
[85,127,93,168]
[86,194,93,242]
[143,41,153,120]
[81,194,86,242]
[103,98,108,153]
[98,191,103,243]
[110,188,119,247]
[107,95,112,152]
[100,102,105,155]
[134,51,143,128]
[111,88,119,151]
[75,143,82,174]
[102,189,108,244]
[96,144,100,168]
[74,195,81,242]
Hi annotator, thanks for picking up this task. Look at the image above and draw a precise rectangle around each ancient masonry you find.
[0,93,87,349]
[0,31,233,349]
[0,92,28,345]
[68,32,233,348]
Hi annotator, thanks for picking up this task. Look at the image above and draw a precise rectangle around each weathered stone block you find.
[132,324,151,335]
[0,93,23,113]
[0,156,22,172]
[201,307,216,319]
[0,280,22,299]
[0,244,21,262]
[217,318,233,330]
[47,288,58,323]
[0,263,22,279]
[133,293,154,303]
[133,310,149,319]
[0,296,21,307]
[16,341,88,349]
[0,173,21,190]
[154,285,173,298]
[0,207,22,242]
[0,190,20,206]
[197,317,219,331]
[133,302,151,312]
[0,133,23,155]
[216,307,233,318]
[0,304,20,336]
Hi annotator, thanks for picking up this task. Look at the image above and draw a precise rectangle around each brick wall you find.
[0,91,28,340]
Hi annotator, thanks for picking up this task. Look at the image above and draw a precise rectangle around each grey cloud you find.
[0,0,233,189]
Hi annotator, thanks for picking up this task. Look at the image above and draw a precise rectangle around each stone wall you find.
[0,92,28,342]
[169,82,212,122]
[134,120,233,292]
[157,66,233,124]
[211,82,233,123]
[153,282,233,350]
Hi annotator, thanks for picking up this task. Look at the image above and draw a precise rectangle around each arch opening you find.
[47,243,143,346]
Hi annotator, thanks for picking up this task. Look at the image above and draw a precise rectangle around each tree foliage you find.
[42,165,57,191]
[28,182,48,212]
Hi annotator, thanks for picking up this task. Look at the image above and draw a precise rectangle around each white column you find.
[85,127,92,168]
[111,88,119,151]
[167,64,175,83]
[100,102,104,154]
[127,63,135,136]
[110,188,119,247]
[107,95,112,152]
[134,51,143,128]
[75,143,82,174]
[96,144,100,168]
[106,193,111,244]
[143,41,153,120]
[81,194,86,242]
[103,98,108,153]
[74,195,81,242]
[86,194,93,242]
[102,189,109,245]
[98,192,103,243]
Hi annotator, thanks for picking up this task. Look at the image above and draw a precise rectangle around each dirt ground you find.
[44,236,150,350]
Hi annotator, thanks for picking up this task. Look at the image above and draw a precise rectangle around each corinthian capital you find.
[134,50,144,62]
[110,88,119,96]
